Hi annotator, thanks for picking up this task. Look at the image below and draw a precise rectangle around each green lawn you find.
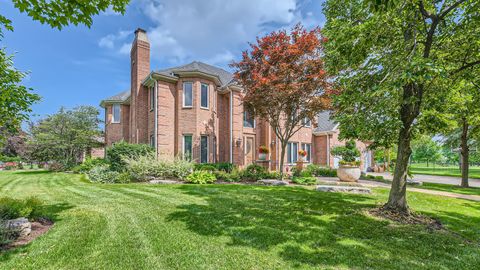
[414,182,480,196]
[410,163,480,179]
[1,171,479,269]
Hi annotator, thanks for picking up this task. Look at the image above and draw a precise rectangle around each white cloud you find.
[98,30,132,50]
[100,0,324,67]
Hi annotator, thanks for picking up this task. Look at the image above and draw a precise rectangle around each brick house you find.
[100,29,374,172]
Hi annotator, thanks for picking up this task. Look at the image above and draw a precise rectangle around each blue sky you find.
[1,0,325,121]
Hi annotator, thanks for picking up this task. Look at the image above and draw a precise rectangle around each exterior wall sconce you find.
[235,138,242,147]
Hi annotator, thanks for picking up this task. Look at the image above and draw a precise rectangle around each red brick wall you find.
[157,81,176,156]
[105,105,126,146]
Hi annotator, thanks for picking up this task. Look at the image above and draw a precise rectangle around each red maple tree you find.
[231,24,332,177]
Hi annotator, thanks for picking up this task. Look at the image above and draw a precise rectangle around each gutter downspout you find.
[326,134,330,168]
[150,74,158,158]
[229,90,233,163]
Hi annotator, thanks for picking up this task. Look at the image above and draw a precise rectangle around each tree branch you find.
[452,60,480,74]
[439,0,466,19]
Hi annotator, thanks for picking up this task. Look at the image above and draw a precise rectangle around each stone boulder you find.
[5,217,31,237]
[316,185,371,194]
[257,180,289,186]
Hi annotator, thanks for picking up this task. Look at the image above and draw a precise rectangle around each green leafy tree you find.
[411,135,443,166]
[27,106,102,168]
[0,1,130,141]
[323,0,480,213]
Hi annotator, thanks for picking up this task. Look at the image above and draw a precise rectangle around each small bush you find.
[106,141,154,171]
[263,171,281,179]
[194,162,235,173]
[305,164,337,177]
[72,158,108,173]
[48,162,65,172]
[291,176,318,185]
[240,164,266,181]
[185,171,217,184]
[214,170,241,182]
[123,154,194,181]
[87,165,120,183]
[0,197,45,220]
[375,175,384,180]
[194,164,217,172]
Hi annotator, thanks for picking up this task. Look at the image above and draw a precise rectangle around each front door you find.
[244,136,255,166]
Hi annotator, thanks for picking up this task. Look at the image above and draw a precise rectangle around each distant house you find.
[100,28,374,172]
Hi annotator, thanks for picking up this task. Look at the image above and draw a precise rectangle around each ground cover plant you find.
[0,170,479,269]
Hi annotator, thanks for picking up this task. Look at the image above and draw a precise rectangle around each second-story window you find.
[302,117,311,127]
[112,104,121,123]
[149,87,155,110]
[243,107,255,128]
[201,83,209,109]
[183,82,193,107]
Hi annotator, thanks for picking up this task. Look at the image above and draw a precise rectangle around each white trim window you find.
[302,143,312,162]
[200,83,209,109]
[287,142,298,164]
[183,135,193,160]
[183,82,193,107]
[149,87,155,111]
[200,135,208,163]
[243,108,255,128]
[112,104,121,123]
[302,117,311,127]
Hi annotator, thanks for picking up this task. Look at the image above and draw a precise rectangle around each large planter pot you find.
[258,153,268,160]
[337,165,361,182]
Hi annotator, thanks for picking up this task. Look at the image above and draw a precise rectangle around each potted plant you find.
[331,140,361,182]
[298,149,307,162]
[258,145,269,160]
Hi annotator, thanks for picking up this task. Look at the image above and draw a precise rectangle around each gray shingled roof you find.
[314,111,338,133]
[103,90,130,102]
[156,61,234,86]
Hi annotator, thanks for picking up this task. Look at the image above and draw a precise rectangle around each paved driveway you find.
[369,172,480,188]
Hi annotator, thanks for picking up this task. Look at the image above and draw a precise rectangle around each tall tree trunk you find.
[460,118,469,188]
[279,141,287,180]
[384,83,421,214]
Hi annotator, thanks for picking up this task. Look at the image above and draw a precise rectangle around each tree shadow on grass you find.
[167,185,480,269]
[12,170,51,175]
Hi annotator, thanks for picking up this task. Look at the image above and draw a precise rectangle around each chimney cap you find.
[134,28,149,42]
[135,28,147,34]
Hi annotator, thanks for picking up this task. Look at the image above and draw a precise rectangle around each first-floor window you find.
[287,142,298,163]
[200,135,208,163]
[150,135,155,148]
[183,135,193,160]
[112,104,121,123]
[302,143,311,162]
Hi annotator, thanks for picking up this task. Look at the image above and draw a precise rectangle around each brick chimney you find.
[130,28,150,143]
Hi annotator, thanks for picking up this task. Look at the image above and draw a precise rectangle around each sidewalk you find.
[317,177,480,202]
[368,172,480,188]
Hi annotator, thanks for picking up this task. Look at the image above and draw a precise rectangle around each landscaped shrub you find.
[122,154,194,181]
[240,164,266,181]
[263,171,281,179]
[305,164,337,177]
[72,158,109,173]
[332,140,361,166]
[106,141,154,171]
[87,165,121,183]
[291,176,318,185]
[185,171,216,184]
[214,170,241,182]
[48,162,65,172]
[194,162,235,173]
[0,197,45,220]
[194,164,217,172]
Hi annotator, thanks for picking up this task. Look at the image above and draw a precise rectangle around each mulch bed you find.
[1,218,54,251]
[369,208,444,231]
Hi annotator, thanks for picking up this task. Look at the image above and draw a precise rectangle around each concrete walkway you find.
[317,177,480,202]
[368,172,480,188]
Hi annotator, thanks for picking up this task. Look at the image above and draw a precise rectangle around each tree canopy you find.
[323,0,480,212]
[231,24,332,176]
